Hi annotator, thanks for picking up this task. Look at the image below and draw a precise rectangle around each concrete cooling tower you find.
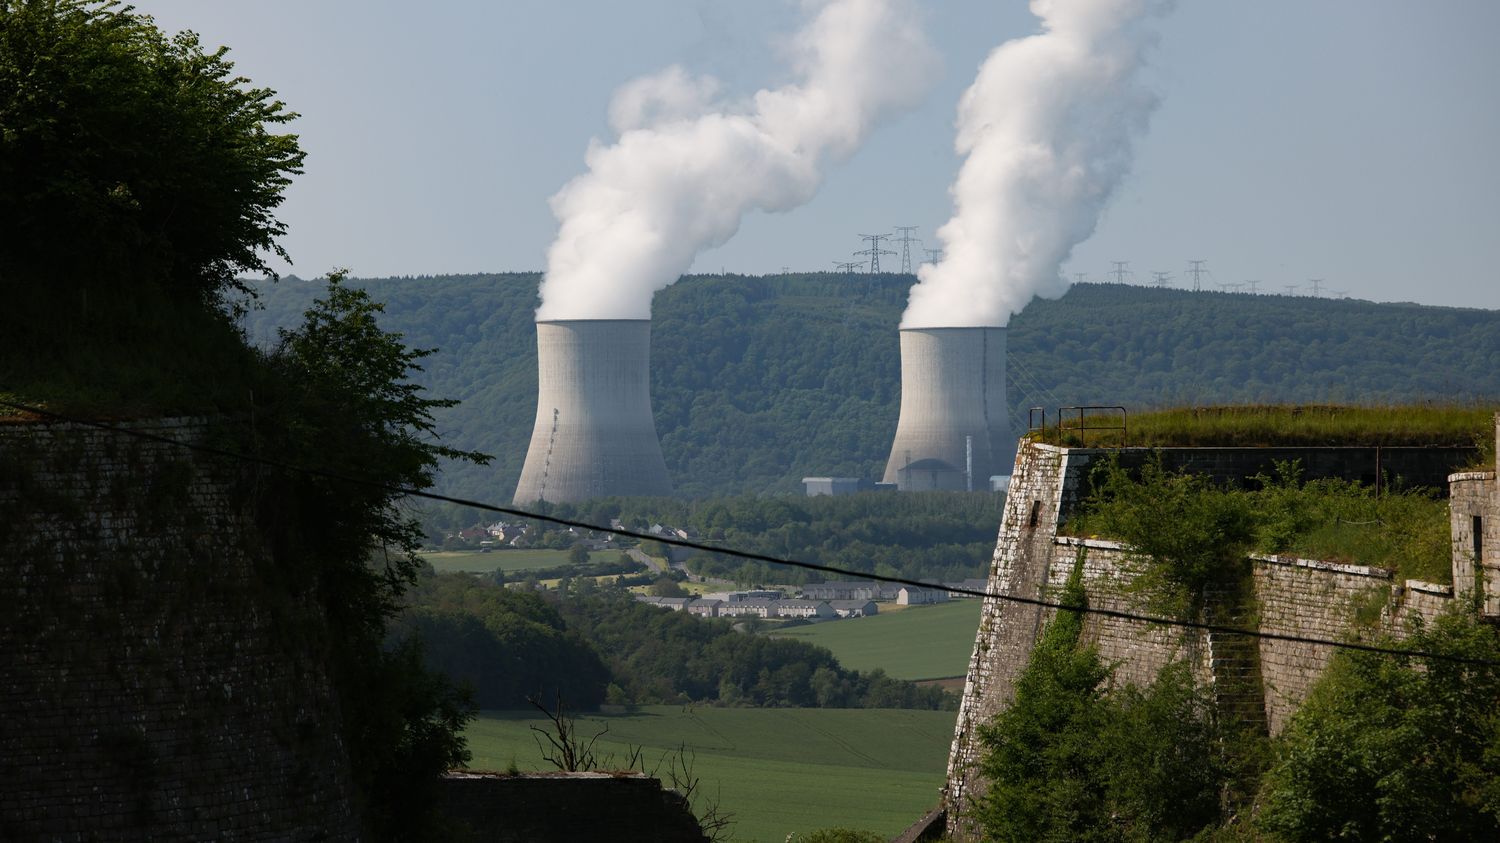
[883,327,1008,492]
[513,320,672,503]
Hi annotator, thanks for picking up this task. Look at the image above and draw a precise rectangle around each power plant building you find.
[513,319,672,503]
[883,327,1008,491]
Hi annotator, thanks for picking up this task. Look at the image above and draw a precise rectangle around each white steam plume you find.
[537,0,937,321]
[901,0,1171,329]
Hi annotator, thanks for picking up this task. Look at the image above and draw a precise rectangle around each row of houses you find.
[799,579,989,603]
[635,595,877,619]
[798,580,952,605]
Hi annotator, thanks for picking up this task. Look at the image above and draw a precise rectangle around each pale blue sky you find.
[136,1,1500,310]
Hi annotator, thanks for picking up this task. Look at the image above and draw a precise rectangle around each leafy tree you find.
[0,0,302,306]
[568,542,591,565]
[649,576,688,598]
[976,565,1225,841]
[259,276,489,839]
[1078,456,1256,612]
[2,4,482,837]
[1258,607,1500,840]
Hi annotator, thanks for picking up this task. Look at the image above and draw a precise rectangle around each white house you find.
[897,586,950,606]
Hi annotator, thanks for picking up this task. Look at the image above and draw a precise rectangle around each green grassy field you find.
[464,706,955,842]
[420,548,575,574]
[769,600,983,681]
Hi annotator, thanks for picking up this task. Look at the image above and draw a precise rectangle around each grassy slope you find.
[464,706,956,842]
[769,600,983,681]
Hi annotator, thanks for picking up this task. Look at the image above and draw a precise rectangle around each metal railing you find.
[1028,405,1128,447]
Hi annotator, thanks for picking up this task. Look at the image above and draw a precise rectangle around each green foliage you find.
[1076,456,1256,611]
[1253,464,1452,583]
[649,576,688,597]
[0,0,302,306]
[402,574,953,710]
[503,491,1000,586]
[976,566,1226,841]
[566,542,590,565]
[1072,458,1453,586]
[390,573,610,710]
[255,277,489,839]
[353,639,474,841]
[0,7,478,836]
[794,829,886,843]
[239,277,1500,505]
[1257,607,1500,840]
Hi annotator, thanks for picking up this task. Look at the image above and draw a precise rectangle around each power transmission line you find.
[854,233,896,274]
[893,226,919,275]
[4,398,1494,668]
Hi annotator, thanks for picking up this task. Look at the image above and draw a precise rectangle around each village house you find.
[716,600,778,619]
[897,586,950,606]
[775,599,837,620]
[943,578,989,598]
[686,598,722,618]
[634,595,694,612]
[801,581,885,601]
[828,599,878,618]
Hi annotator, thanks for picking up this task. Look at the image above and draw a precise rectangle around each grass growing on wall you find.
[1066,460,1454,584]
[1045,404,1495,449]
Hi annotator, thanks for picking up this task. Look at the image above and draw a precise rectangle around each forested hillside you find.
[239,275,1500,502]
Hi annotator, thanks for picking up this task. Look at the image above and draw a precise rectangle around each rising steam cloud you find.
[901,0,1171,329]
[537,0,937,321]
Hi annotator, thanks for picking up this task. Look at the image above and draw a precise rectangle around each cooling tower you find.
[513,320,672,503]
[883,327,1008,492]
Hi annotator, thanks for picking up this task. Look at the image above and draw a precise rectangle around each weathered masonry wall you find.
[943,436,1476,838]
[1450,465,1500,618]
[437,772,708,842]
[0,419,358,841]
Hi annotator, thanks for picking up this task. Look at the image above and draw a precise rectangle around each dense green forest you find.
[395,571,953,711]
[239,274,1500,503]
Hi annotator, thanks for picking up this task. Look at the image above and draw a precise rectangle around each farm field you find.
[769,599,983,680]
[419,548,574,574]
[464,706,956,842]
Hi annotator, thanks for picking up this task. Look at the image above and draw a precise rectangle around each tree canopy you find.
[0,0,302,305]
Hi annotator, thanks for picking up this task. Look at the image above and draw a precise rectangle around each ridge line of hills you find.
[239,275,1500,502]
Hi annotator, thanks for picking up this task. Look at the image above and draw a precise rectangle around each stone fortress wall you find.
[0,418,359,841]
[943,421,1499,839]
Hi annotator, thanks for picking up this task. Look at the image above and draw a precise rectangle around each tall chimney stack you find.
[513,320,672,503]
[883,327,1007,491]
